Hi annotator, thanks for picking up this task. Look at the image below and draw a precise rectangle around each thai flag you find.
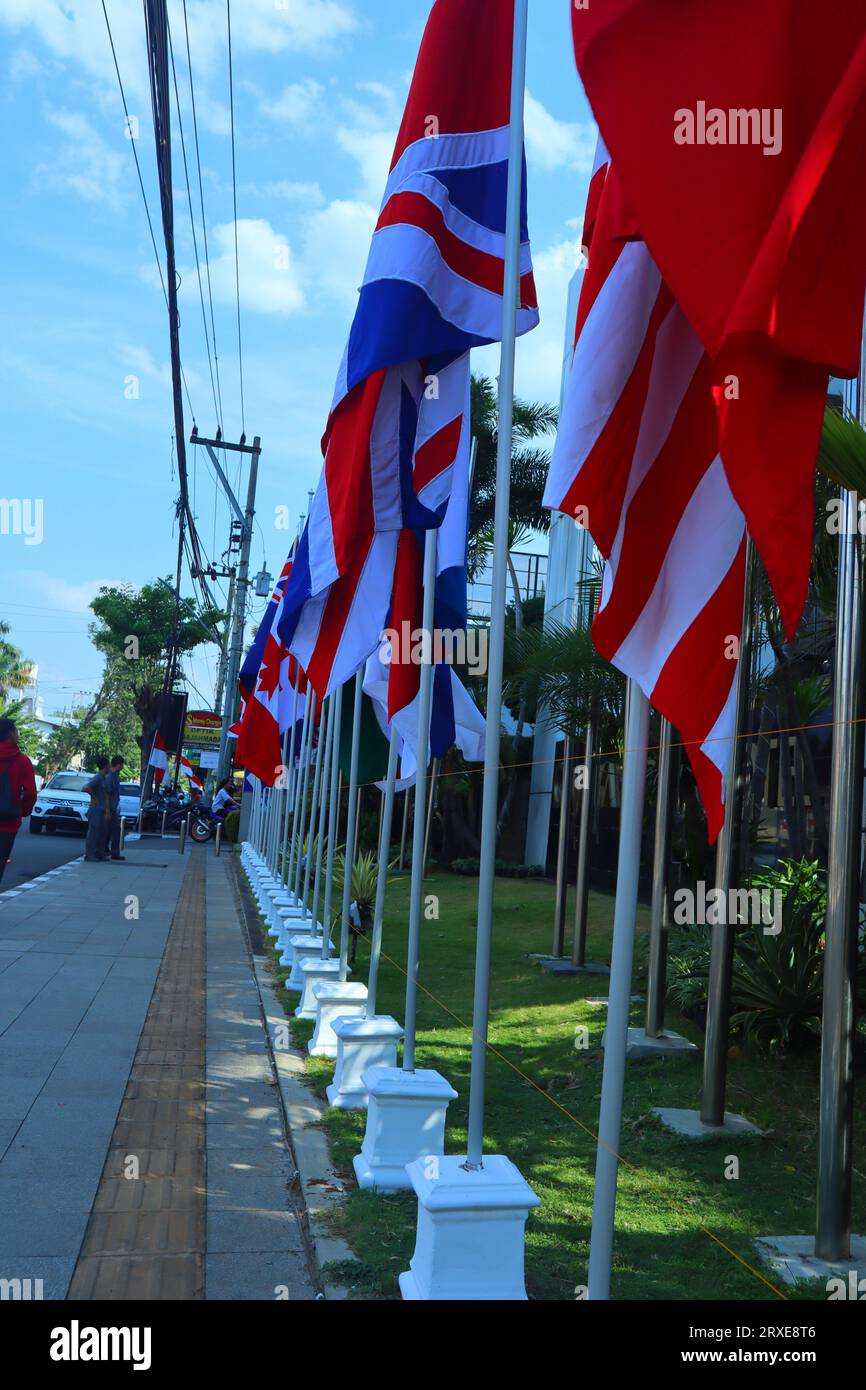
[277,0,537,697]
[234,552,296,786]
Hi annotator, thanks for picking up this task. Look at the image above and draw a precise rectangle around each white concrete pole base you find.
[308,982,368,1057]
[353,1067,457,1193]
[325,1016,404,1110]
[295,957,343,1018]
[275,911,318,955]
[603,1026,700,1060]
[754,1234,866,1288]
[653,1107,763,1139]
[284,935,325,989]
[399,1154,540,1300]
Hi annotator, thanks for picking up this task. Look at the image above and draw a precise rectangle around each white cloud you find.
[524,90,596,174]
[261,78,323,127]
[246,180,326,206]
[515,233,586,403]
[334,84,404,201]
[32,109,126,205]
[20,570,123,614]
[177,218,305,316]
[301,198,377,305]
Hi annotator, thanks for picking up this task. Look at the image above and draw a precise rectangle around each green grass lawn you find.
[264,872,865,1301]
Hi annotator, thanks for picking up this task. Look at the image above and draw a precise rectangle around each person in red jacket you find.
[0,717,38,885]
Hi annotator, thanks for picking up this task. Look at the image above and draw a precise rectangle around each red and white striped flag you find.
[177,755,203,793]
[148,731,169,789]
[544,145,746,841]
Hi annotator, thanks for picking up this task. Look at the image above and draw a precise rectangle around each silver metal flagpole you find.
[338,669,364,980]
[292,689,317,901]
[367,725,401,1018]
[464,0,529,1167]
[816,341,866,1261]
[402,529,438,1072]
[321,683,344,959]
[587,679,651,1299]
[311,688,337,939]
[302,694,329,915]
[700,542,755,1126]
[571,716,594,967]
[551,734,572,958]
[644,717,676,1038]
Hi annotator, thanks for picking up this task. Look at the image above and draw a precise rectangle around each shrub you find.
[222,809,240,844]
[451,857,544,879]
[667,858,835,1050]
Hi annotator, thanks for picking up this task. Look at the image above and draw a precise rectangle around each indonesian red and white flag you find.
[177,755,203,793]
[148,731,169,789]
[570,0,866,637]
[544,144,746,841]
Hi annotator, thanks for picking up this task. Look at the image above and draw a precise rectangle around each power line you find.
[181,0,225,435]
[226,0,246,437]
[167,15,220,429]
[101,0,196,426]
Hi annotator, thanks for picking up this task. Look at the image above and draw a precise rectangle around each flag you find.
[177,755,203,793]
[148,731,168,789]
[544,143,746,841]
[570,0,866,636]
[278,0,538,695]
[234,553,296,786]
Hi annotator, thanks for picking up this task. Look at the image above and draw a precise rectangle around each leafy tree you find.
[89,580,224,780]
[0,622,40,757]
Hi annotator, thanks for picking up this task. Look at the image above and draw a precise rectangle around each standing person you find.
[84,757,111,863]
[104,755,126,862]
[0,717,37,886]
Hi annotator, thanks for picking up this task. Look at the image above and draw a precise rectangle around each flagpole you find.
[402,529,438,1072]
[292,689,317,901]
[311,689,337,939]
[816,342,866,1261]
[287,689,312,891]
[302,694,329,915]
[464,0,529,1167]
[366,726,401,1018]
[700,540,755,1126]
[644,717,676,1037]
[280,675,301,886]
[321,683,344,959]
[587,679,650,1299]
[338,669,364,981]
[571,715,594,967]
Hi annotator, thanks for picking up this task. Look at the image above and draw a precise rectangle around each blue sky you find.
[0,0,595,719]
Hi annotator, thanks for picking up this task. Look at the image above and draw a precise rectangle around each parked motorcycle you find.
[136,788,197,835]
[188,801,234,844]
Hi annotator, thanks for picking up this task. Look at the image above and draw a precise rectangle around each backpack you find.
[0,769,21,821]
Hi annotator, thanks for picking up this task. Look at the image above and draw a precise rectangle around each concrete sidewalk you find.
[0,841,317,1301]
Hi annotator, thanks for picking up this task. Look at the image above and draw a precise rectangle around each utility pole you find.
[189,429,261,780]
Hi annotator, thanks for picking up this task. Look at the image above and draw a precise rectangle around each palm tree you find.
[468,373,557,579]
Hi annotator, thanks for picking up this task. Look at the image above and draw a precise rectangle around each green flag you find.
[338,679,390,786]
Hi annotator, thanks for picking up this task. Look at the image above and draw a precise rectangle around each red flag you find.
[148,731,168,789]
[571,0,866,636]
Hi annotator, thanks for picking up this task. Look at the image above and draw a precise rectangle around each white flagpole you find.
[302,693,329,915]
[338,669,364,980]
[280,675,301,884]
[587,679,650,1299]
[402,528,438,1071]
[321,683,344,959]
[292,689,317,901]
[366,726,401,1018]
[311,689,337,938]
[464,0,529,1167]
[287,689,312,890]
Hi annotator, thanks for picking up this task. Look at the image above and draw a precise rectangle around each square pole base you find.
[399,1154,540,1300]
[653,1107,763,1139]
[284,935,325,988]
[603,1027,700,1060]
[295,957,342,1018]
[754,1235,866,1290]
[353,1067,457,1193]
[308,982,368,1057]
[326,1016,403,1109]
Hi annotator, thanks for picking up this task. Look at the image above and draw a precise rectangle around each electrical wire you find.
[226,0,245,438]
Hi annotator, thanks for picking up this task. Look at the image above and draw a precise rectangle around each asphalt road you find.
[1,816,87,888]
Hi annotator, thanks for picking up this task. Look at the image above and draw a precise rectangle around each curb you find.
[254,957,358,1301]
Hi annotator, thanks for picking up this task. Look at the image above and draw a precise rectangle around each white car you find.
[118,783,142,820]
[29,770,94,836]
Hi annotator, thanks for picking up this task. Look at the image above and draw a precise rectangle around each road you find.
[1,816,85,888]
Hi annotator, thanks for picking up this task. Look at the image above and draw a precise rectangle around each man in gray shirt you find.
[84,757,111,862]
